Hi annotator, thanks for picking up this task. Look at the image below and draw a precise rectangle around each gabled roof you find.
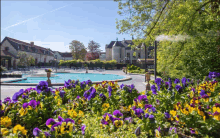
[61,52,72,58]
[1,37,54,56]
[1,50,18,58]
[106,40,134,49]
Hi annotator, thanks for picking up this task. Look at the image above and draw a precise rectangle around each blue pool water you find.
[12,73,126,83]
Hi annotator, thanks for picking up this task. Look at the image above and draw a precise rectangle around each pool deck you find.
[1,69,154,100]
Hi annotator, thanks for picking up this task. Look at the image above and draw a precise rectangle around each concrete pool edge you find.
[1,75,132,86]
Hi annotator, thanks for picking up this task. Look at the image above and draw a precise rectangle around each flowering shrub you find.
[0,72,220,137]
[45,69,52,72]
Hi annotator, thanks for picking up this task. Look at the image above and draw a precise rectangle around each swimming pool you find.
[12,73,126,83]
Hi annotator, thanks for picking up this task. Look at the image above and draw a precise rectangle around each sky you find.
[1,0,132,52]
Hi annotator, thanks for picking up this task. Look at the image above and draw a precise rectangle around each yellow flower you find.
[197,109,205,116]
[67,109,77,118]
[57,99,62,106]
[114,120,123,128]
[78,119,82,124]
[181,108,189,115]
[13,124,27,135]
[78,110,84,117]
[1,128,9,136]
[155,129,161,137]
[123,105,131,112]
[170,110,177,117]
[1,103,5,110]
[138,102,144,108]
[0,116,12,127]
[102,103,110,111]
[19,108,28,116]
[203,116,206,121]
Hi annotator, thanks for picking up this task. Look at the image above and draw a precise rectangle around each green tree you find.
[17,52,35,67]
[87,40,102,54]
[69,40,87,60]
[115,0,220,79]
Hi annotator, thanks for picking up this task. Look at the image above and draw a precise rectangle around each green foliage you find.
[115,0,220,79]
[0,66,7,73]
[127,64,140,71]
[69,40,87,60]
[17,51,35,67]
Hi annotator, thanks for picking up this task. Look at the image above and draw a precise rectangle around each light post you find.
[143,43,147,82]
[154,41,158,80]
[55,55,57,73]
[63,57,65,71]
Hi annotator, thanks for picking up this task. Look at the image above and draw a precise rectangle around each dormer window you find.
[5,47,9,51]
[18,45,20,49]
[44,51,46,54]
[35,49,38,53]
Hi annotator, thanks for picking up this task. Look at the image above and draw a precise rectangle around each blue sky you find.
[1,1,132,52]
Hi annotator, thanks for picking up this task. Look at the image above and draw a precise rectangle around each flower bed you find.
[0,72,220,137]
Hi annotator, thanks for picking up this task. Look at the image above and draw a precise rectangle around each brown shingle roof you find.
[3,37,54,56]
[1,50,18,58]
[60,52,72,57]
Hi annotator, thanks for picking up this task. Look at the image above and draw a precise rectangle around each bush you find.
[1,72,220,137]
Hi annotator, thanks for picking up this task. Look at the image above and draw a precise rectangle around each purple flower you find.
[51,122,62,131]
[181,77,187,87]
[22,103,29,109]
[12,89,24,102]
[149,115,155,121]
[134,108,144,118]
[155,78,162,90]
[175,85,182,93]
[75,80,79,85]
[46,118,56,126]
[108,86,112,98]
[22,95,28,99]
[124,117,132,123]
[81,125,86,135]
[83,87,96,100]
[64,118,75,124]
[52,110,57,115]
[3,97,11,104]
[36,81,48,93]
[190,128,197,134]
[28,100,37,109]
[76,96,80,99]
[174,79,180,84]
[99,93,107,101]
[86,80,92,86]
[169,127,177,134]
[155,78,162,85]
[165,112,171,119]
[80,81,86,89]
[151,85,157,95]
[64,80,72,89]
[59,91,65,98]
[200,90,206,97]
[215,103,220,107]
[130,84,135,89]
[145,104,153,110]
[44,132,51,137]
[137,95,148,103]
[101,119,109,125]
[58,116,64,122]
[33,127,42,136]
[120,84,124,89]
[151,107,156,113]
[208,72,220,79]
[0,110,4,117]
[113,110,123,117]
[144,113,149,118]
[156,99,160,105]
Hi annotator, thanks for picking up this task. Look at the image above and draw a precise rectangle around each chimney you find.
[30,42,34,46]
[123,38,125,41]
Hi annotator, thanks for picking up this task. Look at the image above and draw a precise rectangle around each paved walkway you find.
[1,69,154,100]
